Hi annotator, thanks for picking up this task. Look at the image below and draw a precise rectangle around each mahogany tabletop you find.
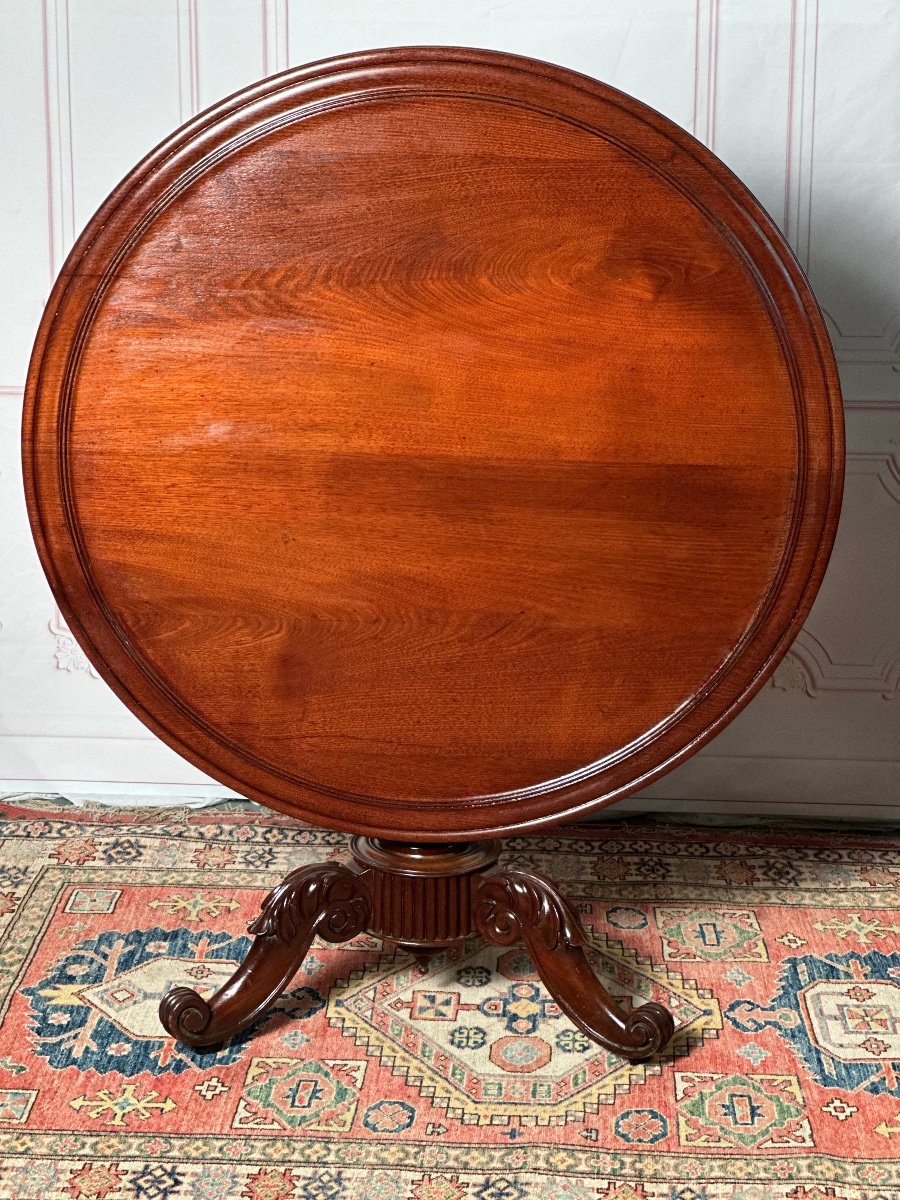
[23,47,843,839]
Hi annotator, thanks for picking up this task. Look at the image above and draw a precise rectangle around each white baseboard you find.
[0,781,238,806]
[626,754,900,822]
[1,752,898,823]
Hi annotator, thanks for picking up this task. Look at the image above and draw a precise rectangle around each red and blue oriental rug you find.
[0,799,897,1198]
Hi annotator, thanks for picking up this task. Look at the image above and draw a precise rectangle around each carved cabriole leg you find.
[474,869,675,1061]
[159,863,369,1048]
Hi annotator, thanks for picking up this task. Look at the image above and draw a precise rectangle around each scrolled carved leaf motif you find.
[474,870,585,952]
[247,863,369,945]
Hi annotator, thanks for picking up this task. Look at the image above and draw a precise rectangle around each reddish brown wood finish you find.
[23,47,843,841]
[160,837,674,1060]
[159,861,370,1047]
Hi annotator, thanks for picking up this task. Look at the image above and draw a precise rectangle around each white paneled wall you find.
[1,1,897,816]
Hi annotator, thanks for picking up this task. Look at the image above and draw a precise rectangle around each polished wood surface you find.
[23,47,843,839]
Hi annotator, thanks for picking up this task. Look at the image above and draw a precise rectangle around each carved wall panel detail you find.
[773,632,900,701]
[49,610,98,678]
[846,450,900,507]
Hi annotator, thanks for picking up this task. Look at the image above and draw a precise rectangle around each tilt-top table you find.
[23,47,843,1062]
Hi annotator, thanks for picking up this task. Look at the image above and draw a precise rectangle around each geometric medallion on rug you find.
[0,799,898,1200]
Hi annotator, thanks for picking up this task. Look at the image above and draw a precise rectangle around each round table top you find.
[24,47,843,839]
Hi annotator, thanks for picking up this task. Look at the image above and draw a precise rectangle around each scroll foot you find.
[474,869,674,1060]
[159,862,369,1048]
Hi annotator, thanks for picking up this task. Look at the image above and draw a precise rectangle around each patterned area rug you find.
[0,799,898,1199]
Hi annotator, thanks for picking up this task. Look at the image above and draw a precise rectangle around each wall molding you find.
[825,311,900,376]
[41,0,75,279]
[261,0,290,77]
[772,630,900,700]
[783,0,818,266]
[782,0,900,380]
[846,447,900,505]
[176,0,200,123]
[692,0,720,149]
[842,397,900,412]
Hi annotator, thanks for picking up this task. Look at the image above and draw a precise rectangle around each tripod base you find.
[159,837,674,1061]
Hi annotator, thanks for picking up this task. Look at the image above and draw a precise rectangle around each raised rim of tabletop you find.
[23,46,844,840]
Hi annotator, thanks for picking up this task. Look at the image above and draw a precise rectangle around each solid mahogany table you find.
[23,47,843,1062]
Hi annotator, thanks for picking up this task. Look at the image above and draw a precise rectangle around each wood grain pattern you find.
[23,47,843,838]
